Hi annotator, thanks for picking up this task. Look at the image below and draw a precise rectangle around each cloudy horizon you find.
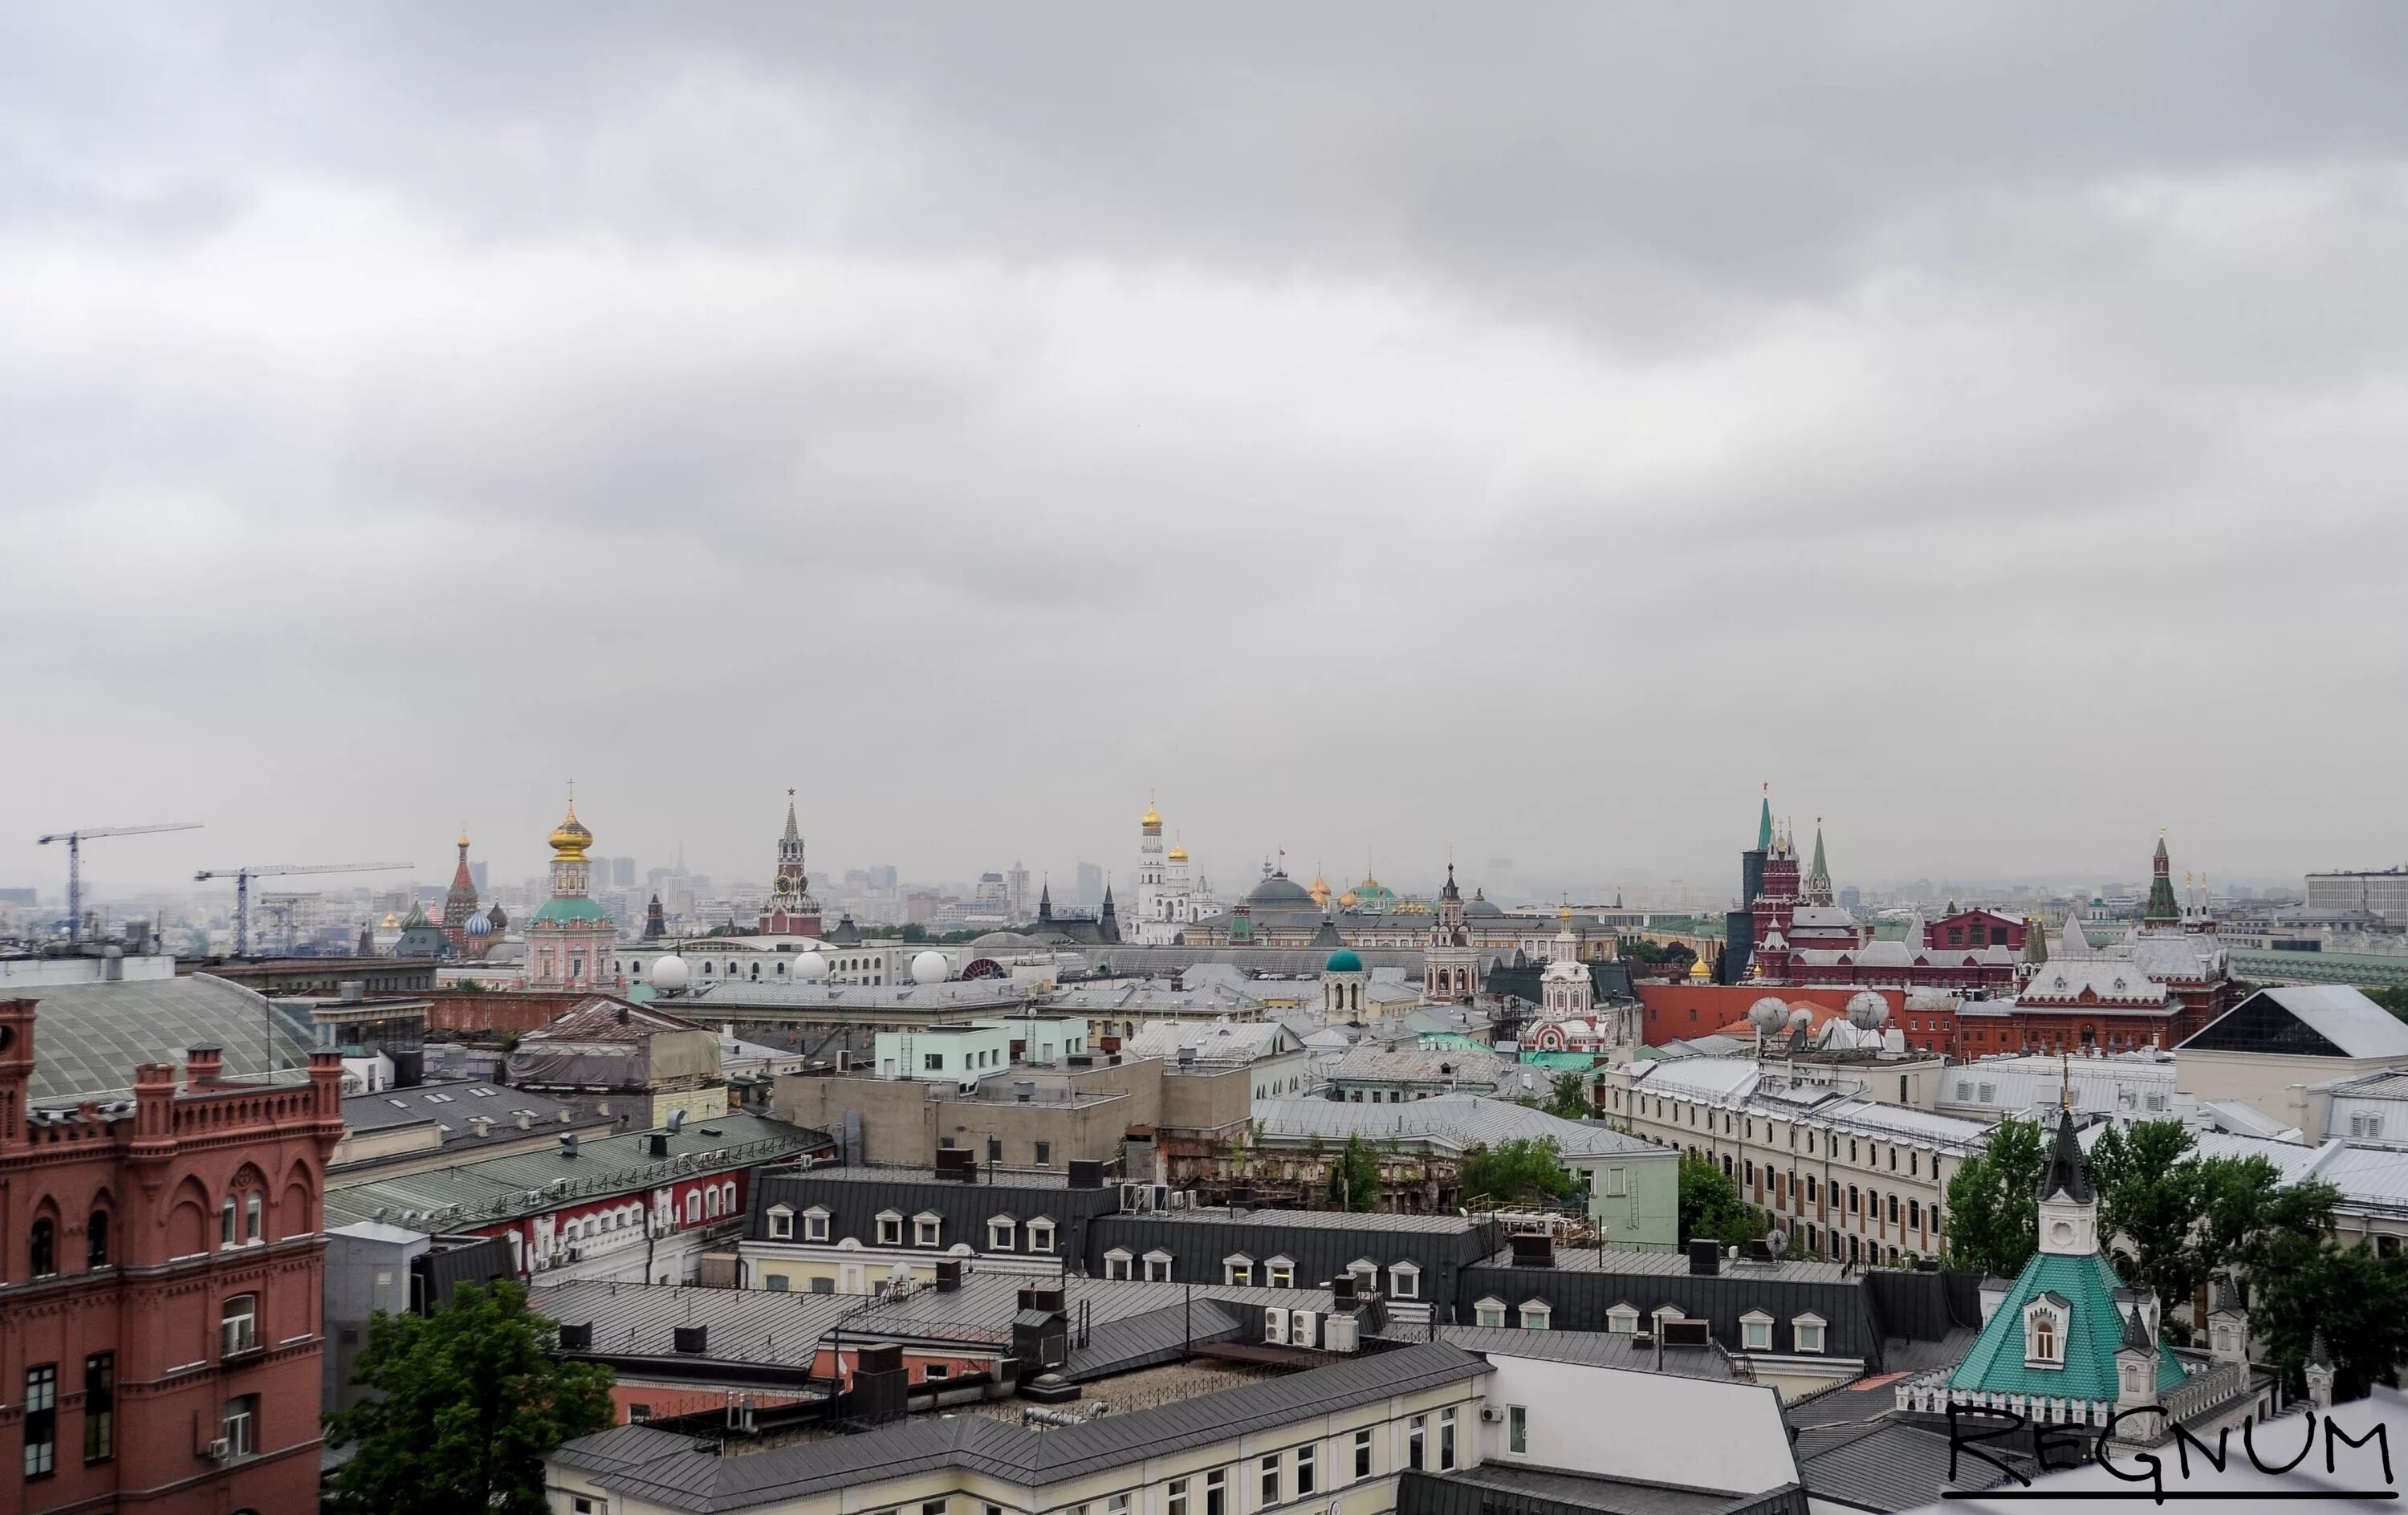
[5,4,2405,905]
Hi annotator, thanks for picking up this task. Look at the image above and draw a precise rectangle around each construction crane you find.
[193,862,415,956]
[36,822,204,942]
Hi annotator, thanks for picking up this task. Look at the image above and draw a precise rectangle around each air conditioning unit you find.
[1480,1406,1503,1424]
[205,1438,231,1460]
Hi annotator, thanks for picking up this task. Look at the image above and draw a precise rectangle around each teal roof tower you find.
[1757,791,1774,851]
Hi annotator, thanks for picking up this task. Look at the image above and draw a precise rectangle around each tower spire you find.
[1757,783,1773,851]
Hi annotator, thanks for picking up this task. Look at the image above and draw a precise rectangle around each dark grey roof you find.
[1436,1325,1745,1382]
[340,1079,605,1138]
[1458,1253,1883,1363]
[555,1341,1491,1511]
[1790,1418,2033,1513]
[21,973,316,1105]
[1094,1210,1502,1298]
[1413,1463,1791,1515]
[748,1168,1125,1261]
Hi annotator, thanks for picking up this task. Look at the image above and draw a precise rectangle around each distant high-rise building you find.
[1006,863,1031,920]
[608,856,637,889]
[1837,885,1860,911]
[1076,861,1104,910]
[2306,867,2408,922]
[470,861,488,894]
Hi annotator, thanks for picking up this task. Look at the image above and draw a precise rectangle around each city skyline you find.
[4,9,2405,896]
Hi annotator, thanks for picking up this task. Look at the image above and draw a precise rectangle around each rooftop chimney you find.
[1686,1240,1721,1277]
[649,1133,670,1159]
[340,981,366,1003]
[183,1045,223,1087]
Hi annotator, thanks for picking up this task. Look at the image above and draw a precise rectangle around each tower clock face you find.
[774,875,794,896]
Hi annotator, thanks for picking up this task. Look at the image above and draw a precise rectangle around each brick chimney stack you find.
[0,998,35,1152]
[183,1045,224,1089]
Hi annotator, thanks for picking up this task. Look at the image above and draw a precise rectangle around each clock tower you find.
[758,791,824,938]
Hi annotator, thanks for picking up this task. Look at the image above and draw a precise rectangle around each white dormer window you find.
[1605,1304,1640,1334]
[1349,1259,1377,1293]
[1474,1297,1507,1329]
[1793,1313,1827,1354]
[1267,1256,1295,1288]
[1143,1249,1173,1282]
[1739,1310,1773,1351]
[767,1204,795,1241]
[1519,1300,1552,1331]
[1652,1305,1684,1334]
[803,1206,829,1242]
[1225,1253,1255,1286]
[1028,1220,1056,1253]
[1104,1247,1133,1281]
[876,1210,904,1246]
[988,1216,1017,1251]
[913,1212,943,1248]
[1389,1261,1421,1299]
[2025,1297,2067,1367]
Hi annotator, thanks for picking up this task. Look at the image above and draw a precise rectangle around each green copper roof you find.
[531,895,615,925]
[1949,1250,2180,1399]
[1757,798,1774,851]
[1324,948,1365,973]
[1808,827,1829,883]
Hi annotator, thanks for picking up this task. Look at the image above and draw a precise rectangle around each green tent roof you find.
[1948,1249,2188,1400]
[531,895,615,926]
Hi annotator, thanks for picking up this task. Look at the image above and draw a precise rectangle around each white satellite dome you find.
[649,953,691,992]
[910,949,950,985]
[1845,990,1890,1029]
[1747,996,1790,1033]
[1788,1006,1813,1030]
[795,950,830,981]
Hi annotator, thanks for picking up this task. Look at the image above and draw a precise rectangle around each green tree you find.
[1942,1117,2048,1278]
[2089,1119,2206,1312]
[1327,1134,1381,1212]
[324,1280,616,1515]
[1459,1138,1577,1205]
[1678,1150,1763,1249]
[1543,1072,1593,1120]
[2251,1238,2408,1401]
[2368,985,2408,1022]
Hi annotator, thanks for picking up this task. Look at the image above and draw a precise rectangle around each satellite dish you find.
[1765,1229,1789,1257]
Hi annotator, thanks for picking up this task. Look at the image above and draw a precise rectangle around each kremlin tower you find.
[758,792,823,938]
[440,830,481,954]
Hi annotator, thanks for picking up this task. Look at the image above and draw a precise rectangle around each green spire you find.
[1757,793,1773,851]
[2142,828,2180,924]
[1808,826,1829,883]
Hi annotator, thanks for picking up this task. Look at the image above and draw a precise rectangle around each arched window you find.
[30,1217,55,1277]
[87,1210,110,1268]
[685,1192,702,1225]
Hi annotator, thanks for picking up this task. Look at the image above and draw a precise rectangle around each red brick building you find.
[1,997,344,1515]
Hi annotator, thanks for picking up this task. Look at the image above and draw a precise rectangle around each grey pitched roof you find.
[555,1341,1491,1511]
[1417,1463,1783,1515]
[20,972,316,1105]
[1437,1324,1745,1382]
[1251,1095,1667,1163]
[1790,1418,2033,1512]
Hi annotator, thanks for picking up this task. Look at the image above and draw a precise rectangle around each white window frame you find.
[913,1212,942,1248]
[1143,1249,1173,1282]
[1027,1219,1056,1253]
[1266,1255,1294,1288]
[767,1204,795,1241]
[1104,1247,1133,1281]
[1474,1297,1507,1328]
[1348,1259,1377,1293]
[1224,1253,1255,1286]
[876,1210,904,1246]
[988,1216,1017,1252]
[1793,1313,1828,1354]
[1388,1261,1421,1299]
[1739,1310,1774,1351]
[1605,1304,1639,1334]
[2026,1300,2064,1367]
[804,1206,830,1242]
[221,1293,259,1356]
[1519,1299,1552,1331]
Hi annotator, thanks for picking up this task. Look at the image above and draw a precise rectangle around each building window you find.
[1296,1444,1317,1496]
[1519,1301,1551,1330]
[1440,1407,1457,1469]
[1168,1479,1189,1515]
[246,1190,262,1243]
[82,1355,112,1464]
[767,1274,791,1292]
[1474,1298,1507,1328]
[767,1206,795,1240]
[1260,1453,1281,1505]
[1267,1257,1294,1288]
[1389,1261,1420,1299]
[990,1219,1017,1251]
[1352,1427,1375,1480]
[1409,1415,1426,1470]
[1349,1260,1377,1293]
[806,1208,829,1242]
[1205,1468,1226,1515]
[1795,1314,1827,1354]
[87,1211,109,1268]
[222,1394,258,1459]
[877,1212,903,1245]
[914,1215,942,1247]
[1034,1142,1052,1168]
[987,1137,1003,1163]
[2028,1306,2061,1365]
[23,1364,56,1479]
[1105,1248,1133,1280]
[222,1294,259,1356]
[925,1502,950,1515]
[1605,1305,1638,1334]
[221,1196,240,1249]
[29,1217,55,1277]
[1224,1255,1254,1286]
[1111,1497,1130,1515]
[1144,1251,1172,1282]
[1507,1405,1527,1455]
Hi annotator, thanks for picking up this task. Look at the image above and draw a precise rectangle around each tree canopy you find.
[325,1279,616,1515]
[1942,1116,2047,1278]
[1327,1133,1381,1212]
[1678,1149,1763,1249]
[1459,1137,1577,1206]
[1542,1072,1593,1120]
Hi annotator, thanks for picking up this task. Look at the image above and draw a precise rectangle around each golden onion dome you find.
[1141,804,1162,831]
[457,829,471,849]
[1338,890,1358,908]
[547,796,594,859]
[1167,843,1188,862]
[380,911,399,928]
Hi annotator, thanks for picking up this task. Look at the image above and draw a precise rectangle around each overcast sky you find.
[4,3,2405,904]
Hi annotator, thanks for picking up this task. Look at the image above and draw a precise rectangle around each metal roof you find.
[555,1341,1491,1511]
[18,972,317,1105]
[1251,1095,1668,1163]
[324,1111,828,1230]
[1413,1463,1773,1515]
[1790,1418,2032,1510]
[2182,985,2408,1059]
[1436,1324,1744,1382]
[1125,1204,1490,1234]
